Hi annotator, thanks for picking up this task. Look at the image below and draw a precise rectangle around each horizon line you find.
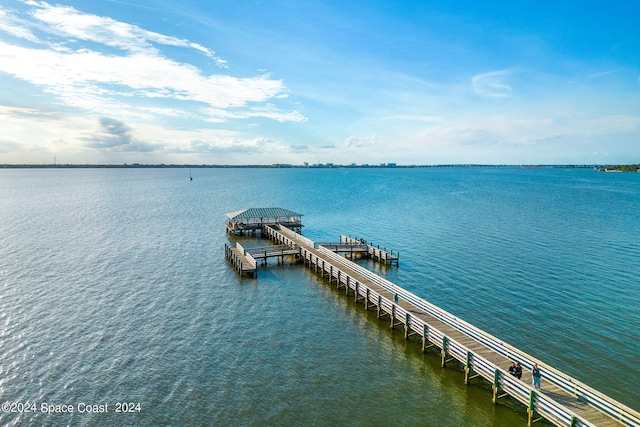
[0,163,622,169]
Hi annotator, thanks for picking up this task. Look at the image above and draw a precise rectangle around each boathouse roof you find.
[225,207,303,220]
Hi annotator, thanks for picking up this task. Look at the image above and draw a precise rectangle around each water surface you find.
[1,167,638,426]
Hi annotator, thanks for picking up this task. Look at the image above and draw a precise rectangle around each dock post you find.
[390,304,396,329]
[492,368,509,404]
[354,281,359,302]
[377,295,382,318]
[404,313,411,339]
[464,351,471,384]
[441,336,448,367]
[365,288,370,309]
[492,369,500,404]
[422,324,430,352]
[528,390,535,426]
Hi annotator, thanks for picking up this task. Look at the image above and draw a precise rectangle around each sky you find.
[0,0,639,165]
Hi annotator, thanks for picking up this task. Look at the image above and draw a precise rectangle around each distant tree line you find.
[596,164,640,172]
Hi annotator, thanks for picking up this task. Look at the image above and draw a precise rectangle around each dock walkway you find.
[224,242,258,277]
[259,224,639,427]
[244,244,300,263]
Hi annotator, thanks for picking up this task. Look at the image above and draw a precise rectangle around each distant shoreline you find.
[594,164,640,173]
[0,163,617,169]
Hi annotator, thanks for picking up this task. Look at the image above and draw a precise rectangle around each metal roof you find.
[226,208,303,220]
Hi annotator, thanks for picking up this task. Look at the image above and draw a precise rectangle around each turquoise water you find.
[0,167,638,426]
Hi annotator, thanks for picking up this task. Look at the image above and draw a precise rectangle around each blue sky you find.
[0,0,639,165]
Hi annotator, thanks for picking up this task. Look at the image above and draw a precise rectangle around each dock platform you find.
[313,236,399,265]
[224,242,257,277]
[339,234,399,265]
[244,244,300,265]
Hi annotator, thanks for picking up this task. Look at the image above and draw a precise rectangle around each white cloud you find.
[587,69,619,80]
[26,1,227,67]
[181,136,292,157]
[343,135,376,148]
[0,1,310,163]
[0,41,288,111]
[401,113,640,162]
[0,7,39,41]
[574,114,639,134]
[472,70,513,98]
[0,105,94,159]
[0,102,296,161]
[0,2,303,124]
[202,105,306,123]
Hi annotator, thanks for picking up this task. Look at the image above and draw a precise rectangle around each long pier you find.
[247,224,640,427]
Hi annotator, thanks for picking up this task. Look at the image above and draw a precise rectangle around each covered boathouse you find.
[225,207,303,235]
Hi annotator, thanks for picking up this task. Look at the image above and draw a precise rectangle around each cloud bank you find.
[0,1,305,160]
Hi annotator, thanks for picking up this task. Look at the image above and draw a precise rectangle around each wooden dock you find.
[224,242,257,277]
[254,224,640,427]
[244,244,300,265]
[340,234,399,265]
[314,236,399,265]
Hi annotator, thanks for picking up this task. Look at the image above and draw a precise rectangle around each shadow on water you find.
[302,268,551,427]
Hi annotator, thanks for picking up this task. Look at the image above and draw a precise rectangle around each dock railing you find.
[273,226,640,427]
[340,234,399,264]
